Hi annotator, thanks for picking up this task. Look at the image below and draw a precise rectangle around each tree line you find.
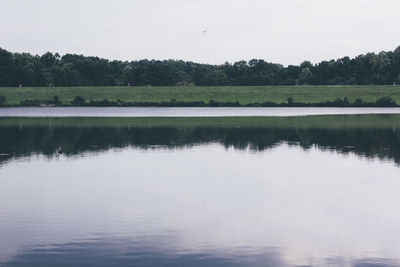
[1,46,400,87]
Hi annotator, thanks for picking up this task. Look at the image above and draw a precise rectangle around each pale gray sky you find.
[1,0,400,65]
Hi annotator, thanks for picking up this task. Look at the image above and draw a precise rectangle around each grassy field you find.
[1,85,400,105]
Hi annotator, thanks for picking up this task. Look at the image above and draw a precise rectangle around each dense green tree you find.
[0,48,15,86]
[1,46,400,87]
[202,69,229,85]
[298,67,313,85]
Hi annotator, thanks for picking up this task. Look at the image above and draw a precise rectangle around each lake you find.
[1,112,400,266]
[2,107,400,117]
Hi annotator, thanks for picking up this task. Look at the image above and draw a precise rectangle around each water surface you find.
[1,115,400,267]
[1,107,400,117]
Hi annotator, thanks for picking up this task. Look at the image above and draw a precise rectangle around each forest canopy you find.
[1,46,400,87]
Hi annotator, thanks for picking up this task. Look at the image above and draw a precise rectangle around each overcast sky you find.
[1,0,400,65]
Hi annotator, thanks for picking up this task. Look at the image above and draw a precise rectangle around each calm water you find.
[2,107,400,117]
[1,115,400,267]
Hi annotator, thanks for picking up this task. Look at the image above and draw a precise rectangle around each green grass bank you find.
[1,85,400,106]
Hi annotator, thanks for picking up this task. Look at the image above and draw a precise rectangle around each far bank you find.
[0,85,399,107]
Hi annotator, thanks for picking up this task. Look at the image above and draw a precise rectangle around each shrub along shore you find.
[3,96,399,107]
[0,85,399,107]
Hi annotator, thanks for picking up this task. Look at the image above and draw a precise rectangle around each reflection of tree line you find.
[1,125,400,165]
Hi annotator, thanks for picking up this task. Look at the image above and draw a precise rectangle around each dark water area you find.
[1,115,400,266]
[1,115,400,165]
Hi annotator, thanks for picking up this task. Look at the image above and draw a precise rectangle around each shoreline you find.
[1,96,399,108]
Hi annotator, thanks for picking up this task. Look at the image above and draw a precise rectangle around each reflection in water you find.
[1,115,400,165]
[1,115,400,266]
